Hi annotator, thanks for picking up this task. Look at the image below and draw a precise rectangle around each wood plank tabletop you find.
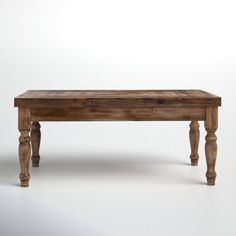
[14,90,221,108]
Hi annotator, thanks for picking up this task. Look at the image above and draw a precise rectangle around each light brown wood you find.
[18,108,31,187]
[14,90,221,187]
[189,121,200,166]
[30,107,206,121]
[205,107,218,186]
[14,90,221,108]
[31,121,41,167]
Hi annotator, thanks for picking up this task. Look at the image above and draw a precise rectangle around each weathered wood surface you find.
[18,108,31,187]
[31,121,41,167]
[205,107,218,186]
[14,90,221,187]
[189,121,200,166]
[14,90,221,108]
[30,107,206,121]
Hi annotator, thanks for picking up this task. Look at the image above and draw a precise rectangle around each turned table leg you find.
[31,121,41,167]
[205,107,218,186]
[18,108,31,187]
[189,121,200,166]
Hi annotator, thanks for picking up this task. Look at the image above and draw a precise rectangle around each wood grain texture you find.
[30,107,206,121]
[14,90,221,187]
[205,107,218,186]
[14,90,221,108]
[18,108,31,187]
[31,121,41,167]
[189,121,200,166]
[18,108,31,130]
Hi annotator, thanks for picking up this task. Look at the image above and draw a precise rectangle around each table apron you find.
[30,107,206,121]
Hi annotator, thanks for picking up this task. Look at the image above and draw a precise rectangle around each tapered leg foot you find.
[206,176,216,186]
[31,121,41,167]
[191,159,198,166]
[20,173,30,187]
[32,159,39,167]
[189,121,200,166]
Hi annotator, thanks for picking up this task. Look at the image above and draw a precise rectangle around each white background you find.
[0,1,236,236]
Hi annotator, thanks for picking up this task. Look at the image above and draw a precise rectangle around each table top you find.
[14,90,221,108]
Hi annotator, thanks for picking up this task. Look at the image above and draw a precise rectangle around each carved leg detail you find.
[19,130,31,187]
[31,121,41,167]
[205,107,218,186]
[189,121,200,166]
[18,108,31,187]
[205,129,217,186]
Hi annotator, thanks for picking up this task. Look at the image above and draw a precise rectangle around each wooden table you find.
[14,90,221,187]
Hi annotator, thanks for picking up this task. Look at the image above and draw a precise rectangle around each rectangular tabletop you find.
[14,90,221,121]
[14,90,221,108]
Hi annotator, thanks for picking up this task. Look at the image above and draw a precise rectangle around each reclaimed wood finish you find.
[15,90,221,108]
[30,107,206,121]
[14,90,221,187]
[189,121,200,166]
[18,108,31,187]
[31,121,41,167]
[205,107,218,186]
